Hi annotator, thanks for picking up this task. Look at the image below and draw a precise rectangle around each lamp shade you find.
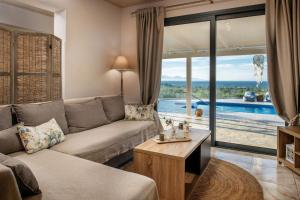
[112,56,131,71]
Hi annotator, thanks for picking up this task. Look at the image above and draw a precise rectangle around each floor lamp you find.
[111,56,132,96]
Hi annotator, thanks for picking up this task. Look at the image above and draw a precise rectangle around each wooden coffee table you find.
[133,128,211,200]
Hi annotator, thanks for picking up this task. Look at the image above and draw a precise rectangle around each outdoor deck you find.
[159,111,283,149]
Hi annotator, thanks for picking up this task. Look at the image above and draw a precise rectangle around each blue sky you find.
[162,55,268,81]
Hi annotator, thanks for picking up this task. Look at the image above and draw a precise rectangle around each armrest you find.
[0,164,22,200]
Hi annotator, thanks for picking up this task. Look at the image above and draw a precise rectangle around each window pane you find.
[159,21,210,130]
[216,15,284,149]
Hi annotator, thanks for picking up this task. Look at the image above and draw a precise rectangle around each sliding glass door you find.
[215,15,284,149]
[158,21,210,130]
[160,4,284,154]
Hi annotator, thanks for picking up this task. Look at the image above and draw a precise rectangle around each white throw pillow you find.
[124,104,155,121]
[18,119,65,154]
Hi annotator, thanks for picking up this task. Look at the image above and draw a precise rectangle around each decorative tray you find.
[153,137,192,144]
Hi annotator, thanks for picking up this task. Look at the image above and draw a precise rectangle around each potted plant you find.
[195,108,203,117]
[256,93,264,102]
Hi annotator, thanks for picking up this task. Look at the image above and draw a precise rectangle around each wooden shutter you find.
[0,28,12,105]
[15,33,50,103]
[51,36,62,100]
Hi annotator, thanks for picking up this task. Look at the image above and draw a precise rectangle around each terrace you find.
[158,99,282,149]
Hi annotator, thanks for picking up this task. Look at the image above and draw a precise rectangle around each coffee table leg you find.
[134,152,185,200]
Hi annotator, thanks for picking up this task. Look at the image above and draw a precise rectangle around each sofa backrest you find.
[63,95,121,104]
[0,105,13,130]
[0,95,119,122]
[64,95,125,123]
[63,96,98,105]
[63,98,110,133]
[13,100,69,134]
[0,95,125,128]
[97,96,125,122]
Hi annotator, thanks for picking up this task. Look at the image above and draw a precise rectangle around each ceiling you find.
[105,0,162,7]
[163,15,267,58]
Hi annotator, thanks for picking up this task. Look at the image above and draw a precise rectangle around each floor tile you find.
[252,153,277,160]
[213,147,254,157]
[293,173,300,197]
[259,180,299,200]
[250,165,295,185]
[253,157,278,168]
[214,150,253,165]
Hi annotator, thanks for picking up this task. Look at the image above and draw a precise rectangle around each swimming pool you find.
[158,99,277,115]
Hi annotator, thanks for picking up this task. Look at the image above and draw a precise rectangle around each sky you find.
[161,54,268,82]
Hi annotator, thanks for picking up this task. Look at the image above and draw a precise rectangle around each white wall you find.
[0,2,54,34]
[5,0,123,99]
[50,0,122,99]
[120,0,266,103]
[54,10,67,98]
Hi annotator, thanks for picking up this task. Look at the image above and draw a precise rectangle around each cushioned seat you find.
[9,150,158,200]
[50,120,158,163]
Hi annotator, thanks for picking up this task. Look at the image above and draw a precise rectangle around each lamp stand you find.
[120,71,124,97]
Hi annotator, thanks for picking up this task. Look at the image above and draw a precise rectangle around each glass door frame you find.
[165,4,276,155]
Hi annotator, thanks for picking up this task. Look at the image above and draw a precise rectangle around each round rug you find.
[189,158,263,200]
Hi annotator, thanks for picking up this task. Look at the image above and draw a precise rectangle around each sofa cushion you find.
[125,104,155,120]
[0,126,24,154]
[0,105,13,131]
[18,119,65,154]
[10,150,158,200]
[0,153,41,197]
[65,99,109,133]
[50,120,159,163]
[13,100,69,134]
[63,96,96,104]
[100,96,125,122]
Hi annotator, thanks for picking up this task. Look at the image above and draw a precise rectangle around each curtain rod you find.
[131,0,214,15]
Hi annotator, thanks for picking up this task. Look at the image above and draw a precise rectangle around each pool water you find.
[158,99,277,116]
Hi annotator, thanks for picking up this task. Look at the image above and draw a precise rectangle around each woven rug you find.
[189,158,263,200]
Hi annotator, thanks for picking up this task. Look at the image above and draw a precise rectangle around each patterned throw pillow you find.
[124,104,155,121]
[18,119,65,154]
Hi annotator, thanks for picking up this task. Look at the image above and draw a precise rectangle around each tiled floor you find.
[212,147,300,200]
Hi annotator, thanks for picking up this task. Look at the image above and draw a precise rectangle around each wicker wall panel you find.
[52,36,61,75]
[0,27,62,105]
[0,28,12,105]
[15,33,51,104]
[0,29,11,73]
[16,34,48,73]
[51,36,62,100]
[16,75,48,103]
[0,76,10,104]
[52,76,62,100]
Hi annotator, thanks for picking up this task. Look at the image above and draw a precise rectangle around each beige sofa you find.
[0,96,160,200]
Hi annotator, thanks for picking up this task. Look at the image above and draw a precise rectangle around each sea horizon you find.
[161,80,268,82]
[161,80,269,89]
